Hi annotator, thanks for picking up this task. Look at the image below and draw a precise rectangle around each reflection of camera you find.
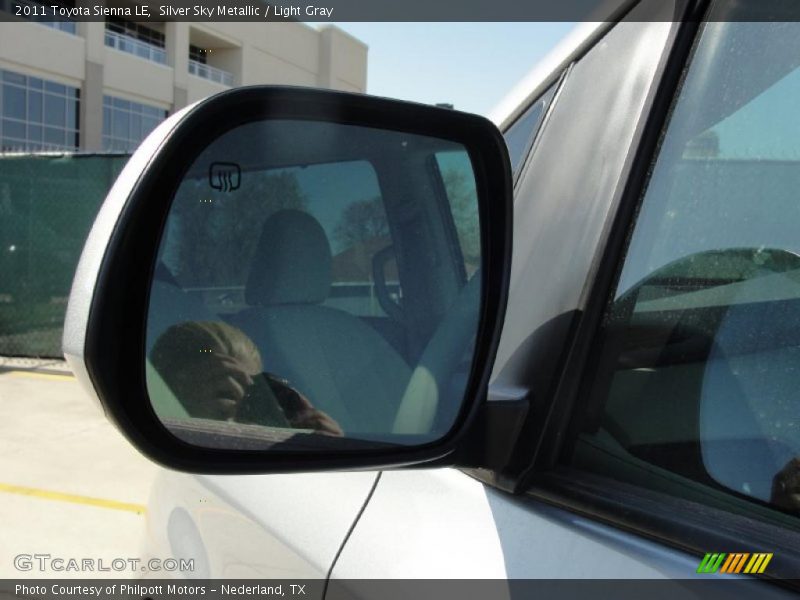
[235,374,290,428]
[236,372,310,428]
[263,373,308,421]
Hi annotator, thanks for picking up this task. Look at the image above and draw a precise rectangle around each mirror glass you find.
[145,119,483,450]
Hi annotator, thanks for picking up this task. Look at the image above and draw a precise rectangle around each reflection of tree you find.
[334,196,389,249]
[441,168,480,271]
[173,171,307,286]
[331,197,391,284]
[331,171,481,278]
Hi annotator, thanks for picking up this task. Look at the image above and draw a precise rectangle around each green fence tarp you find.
[0,153,129,357]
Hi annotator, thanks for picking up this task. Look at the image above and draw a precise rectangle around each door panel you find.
[331,469,698,579]
[145,472,378,585]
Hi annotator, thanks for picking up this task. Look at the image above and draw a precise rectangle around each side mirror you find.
[63,87,512,473]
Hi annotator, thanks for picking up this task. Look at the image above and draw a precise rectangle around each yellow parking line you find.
[3,370,75,381]
[0,482,146,515]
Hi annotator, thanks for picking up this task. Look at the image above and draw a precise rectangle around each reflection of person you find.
[150,320,342,435]
[771,457,800,514]
[260,372,343,436]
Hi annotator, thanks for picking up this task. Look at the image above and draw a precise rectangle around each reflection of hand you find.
[192,352,255,421]
[284,390,343,437]
[265,374,343,437]
[771,457,800,513]
[290,406,344,437]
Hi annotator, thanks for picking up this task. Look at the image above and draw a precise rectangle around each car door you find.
[332,0,800,591]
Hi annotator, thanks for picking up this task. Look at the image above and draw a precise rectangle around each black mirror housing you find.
[63,86,513,474]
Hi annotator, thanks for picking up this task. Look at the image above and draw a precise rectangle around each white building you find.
[0,1,368,152]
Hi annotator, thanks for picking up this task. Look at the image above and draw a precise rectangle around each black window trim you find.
[428,152,471,285]
[526,469,800,586]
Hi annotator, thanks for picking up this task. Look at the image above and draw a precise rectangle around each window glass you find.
[112,110,129,139]
[502,83,557,176]
[105,18,165,48]
[4,85,26,120]
[44,94,66,128]
[189,44,208,64]
[43,127,65,146]
[572,13,800,523]
[436,151,480,277]
[4,0,78,34]
[2,71,25,85]
[27,125,42,143]
[0,69,79,152]
[3,119,25,139]
[28,91,43,122]
[102,95,167,152]
[44,81,66,96]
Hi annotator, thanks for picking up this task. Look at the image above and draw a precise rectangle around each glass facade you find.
[0,69,79,152]
[0,0,78,34]
[102,95,167,152]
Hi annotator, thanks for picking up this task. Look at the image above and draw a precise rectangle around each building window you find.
[105,18,165,48]
[188,44,234,86]
[189,44,208,65]
[0,0,77,34]
[102,95,166,152]
[0,69,79,152]
[104,18,166,65]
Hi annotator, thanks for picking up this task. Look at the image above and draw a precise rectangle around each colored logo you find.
[697,552,773,575]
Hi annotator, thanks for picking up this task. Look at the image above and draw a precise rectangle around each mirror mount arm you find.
[456,385,531,493]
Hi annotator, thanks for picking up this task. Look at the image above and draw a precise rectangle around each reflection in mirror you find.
[772,458,800,515]
[146,119,483,450]
[150,320,342,433]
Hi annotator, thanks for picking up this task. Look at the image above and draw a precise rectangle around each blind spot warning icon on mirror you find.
[209,162,241,192]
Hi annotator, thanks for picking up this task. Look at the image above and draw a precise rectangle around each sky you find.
[330,23,576,116]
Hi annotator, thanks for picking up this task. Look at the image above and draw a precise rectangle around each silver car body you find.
[64,3,798,594]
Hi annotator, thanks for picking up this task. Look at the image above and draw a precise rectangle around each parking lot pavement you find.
[0,362,161,579]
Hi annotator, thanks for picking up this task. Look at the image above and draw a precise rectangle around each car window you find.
[571,12,800,524]
[502,83,557,176]
[435,150,480,278]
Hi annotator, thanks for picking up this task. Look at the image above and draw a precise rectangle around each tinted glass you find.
[436,151,480,276]
[147,119,483,451]
[503,83,557,176]
[573,12,800,524]
[102,95,167,152]
[0,69,79,151]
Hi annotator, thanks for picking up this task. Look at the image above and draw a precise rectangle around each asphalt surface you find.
[0,360,161,579]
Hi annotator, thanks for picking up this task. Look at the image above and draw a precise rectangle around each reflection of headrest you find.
[245,209,332,306]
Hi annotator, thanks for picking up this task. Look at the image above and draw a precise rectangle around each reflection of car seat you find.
[146,262,216,420]
[700,303,798,502]
[146,262,214,354]
[229,209,411,435]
